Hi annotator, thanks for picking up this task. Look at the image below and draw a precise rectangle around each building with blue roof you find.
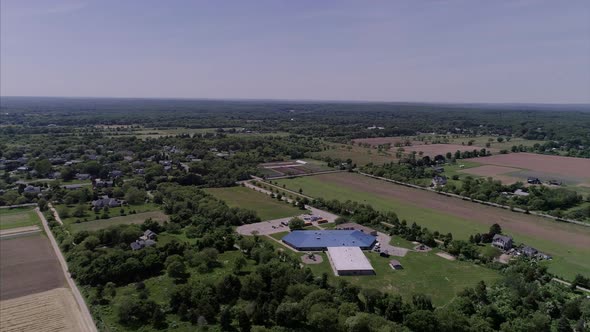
[282,230,376,251]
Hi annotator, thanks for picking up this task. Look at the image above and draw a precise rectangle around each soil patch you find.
[436,252,456,261]
[0,287,89,332]
[0,235,66,300]
[301,253,324,264]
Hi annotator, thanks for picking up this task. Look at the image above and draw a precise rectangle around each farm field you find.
[0,235,66,299]
[311,144,398,166]
[206,186,302,220]
[0,287,90,332]
[401,143,498,157]
[0,207,39,230]
[262,236,500,306]
[466,153,590,187]
[459,165,523,184]
[70,210,169,232]
[446,135,545,151]
[258,160,334,178]
[352,137,415,147]
[275,173,590,279]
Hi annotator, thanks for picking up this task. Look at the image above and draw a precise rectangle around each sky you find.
[1,0,590,103]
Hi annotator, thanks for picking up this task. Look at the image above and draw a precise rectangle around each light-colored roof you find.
[327,247,374,272]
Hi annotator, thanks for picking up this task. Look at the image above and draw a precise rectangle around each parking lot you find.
[236,207,338,236]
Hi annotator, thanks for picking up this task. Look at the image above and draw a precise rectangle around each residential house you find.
[140,229,157,241]
[76,173,91,180]
[527,177,541,185]
[130,239,156,251]
[92,196,122,209]
[23,185,41,194]
[94,179,114,188]
[513,189,529,197]
[492,234,513,250]
[109,170,123,179]
[522,246,538,257]
[62,184,85,190]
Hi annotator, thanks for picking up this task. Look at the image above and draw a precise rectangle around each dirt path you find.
[0,225,41,239]
[36,208,97,332]
[314,173,590,249]
[47,203,64,225]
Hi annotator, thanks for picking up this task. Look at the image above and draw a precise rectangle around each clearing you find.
[0,207,39,230]
[459,165,523,184]
[401,144,498,157]
[206,186,302,220]
[275,172,590,279]
[70,210,169,232]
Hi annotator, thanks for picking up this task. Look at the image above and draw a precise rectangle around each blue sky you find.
[1,0,589,103]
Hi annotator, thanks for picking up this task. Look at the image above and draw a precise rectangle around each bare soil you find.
[315,173,590,249]
[0,288,89,332]
[0,235,66,300]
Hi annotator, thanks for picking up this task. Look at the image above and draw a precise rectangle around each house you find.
[522,246,538,257]
[433,166,445,173]
[432,175,447,187]
[23,185,41,194]
[492,234,513,250]
[48,171,61,179]
[94,179,113,188]
[130,239,157,251]
[62,184,85,190]
[109,170,123,178]
[76,173,91,180]
[140,229,157,241]
[527,177,541,185]
[389,259,403,270]
[16,166,30,173]
[92,196,122,209]
[513,189,529,197]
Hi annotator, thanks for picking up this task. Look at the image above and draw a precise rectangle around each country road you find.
[36,208,97,332]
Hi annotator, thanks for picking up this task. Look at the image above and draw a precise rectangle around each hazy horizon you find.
[2,0,590,103]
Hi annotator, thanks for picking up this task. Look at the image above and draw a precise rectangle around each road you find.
[36,208,98,332]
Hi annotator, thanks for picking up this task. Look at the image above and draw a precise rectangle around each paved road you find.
[36,208,97,332]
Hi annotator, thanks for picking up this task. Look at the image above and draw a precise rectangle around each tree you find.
[220,306,233,331]
[167,260,189,283]
[37,198,48,211]
[33,159,52,177]
[217,274,241,304]
[125,187,146,205]
[288,217,305,231]
[489,223,502,236]
[405,310,439,332]
[412,293,433,311]
[237,309,251,332]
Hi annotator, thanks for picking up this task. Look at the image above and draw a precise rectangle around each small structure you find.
[76,173,91,180]
[23,185,41,194]
[414,244,432,252]
[62,184,84,190]
[492,234,513,250]
[513,189,529,197]
[140,229,157,241]
[327,247,375,276]
[94,179,114,188]
[432,175,447,187]
[109,170,123,179]
[527,177,541,185]
[522,246,538,257]
[389,259,403,270]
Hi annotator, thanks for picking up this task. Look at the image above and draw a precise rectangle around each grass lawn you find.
[0,207,39,230]
[205,186,302,220]
[270,231,290,241]
[260,236,500,306]
[58,202,161,226]
[274,175,590,280]
[70,210,168,232]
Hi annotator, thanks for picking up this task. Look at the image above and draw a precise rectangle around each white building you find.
[327,247,375,276]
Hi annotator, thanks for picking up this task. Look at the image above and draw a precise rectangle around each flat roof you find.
[327,247,374,272]
[282,230,376,249]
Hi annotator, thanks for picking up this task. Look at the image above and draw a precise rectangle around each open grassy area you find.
[311,143,398,166]
[444,135,545,151]
[274,174,590,279]
[205,186,302,220]
[0,207,39,230]
[70,210,168,232]
[261,236,500,306]
[58,202,161,226]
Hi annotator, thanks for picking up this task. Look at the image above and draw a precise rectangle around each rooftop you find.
[282,230,376,249]
[327,247,374,272]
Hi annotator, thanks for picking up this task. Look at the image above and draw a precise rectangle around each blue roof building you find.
[282,230,377,251]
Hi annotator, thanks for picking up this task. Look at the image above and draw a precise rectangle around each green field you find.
[70,210,169,232]
[262,237,500,306]
[0,207,39,230]
[206,186,302,220]
[274,175,590,279]
[311,143,398,166]
[58,202,161,226]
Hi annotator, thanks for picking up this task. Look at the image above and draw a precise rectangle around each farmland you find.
[206,186,302,220]
[70,210,169,232]
[310,144,398,166]
[465,153,590,188]
[258,160,334,179]
[401,143,498,157]
[274,172,590,279]
[0,207,39,230]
